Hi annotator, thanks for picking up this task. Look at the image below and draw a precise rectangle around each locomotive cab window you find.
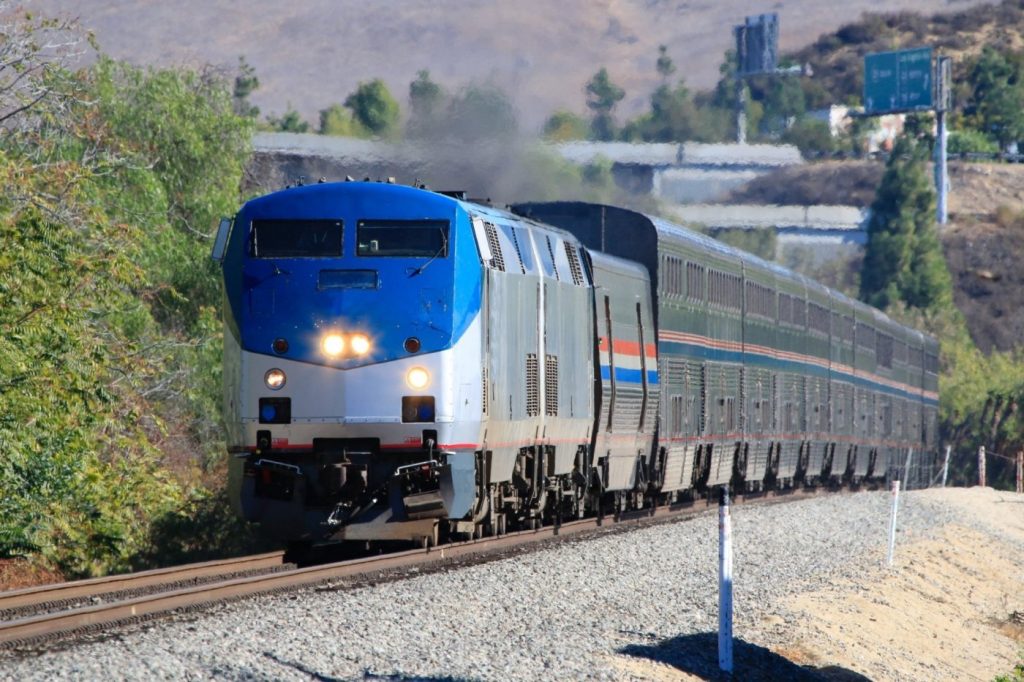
[357,219,449,257]
[251,219,342,258]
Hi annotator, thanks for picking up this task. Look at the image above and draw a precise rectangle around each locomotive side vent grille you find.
[564,241,584,286]
[545,354,558,416]
[484,222,505,272]
[546,236,560,281]
[526,354,540,417]
[509,228,527,274]
[482,365,489,415]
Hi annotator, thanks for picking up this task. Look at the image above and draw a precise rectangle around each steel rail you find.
[0,551,286,612]
[0,489,821,648]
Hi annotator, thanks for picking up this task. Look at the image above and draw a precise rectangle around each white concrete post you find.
[718,488,733,673]
[941,445,951,487]
[1017,451,1022,494]
[887,480,901,567]
[979,446,986,487]
[903,447,914,489]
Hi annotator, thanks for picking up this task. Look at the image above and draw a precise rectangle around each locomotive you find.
[212,181,939,548]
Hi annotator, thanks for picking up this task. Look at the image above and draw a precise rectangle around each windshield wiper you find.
[408,228,448,277]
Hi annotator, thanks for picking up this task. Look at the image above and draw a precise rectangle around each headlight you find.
[350,333,371,356]
[406,366,430,390]
[321,333,345,357]
[264,368,286,390]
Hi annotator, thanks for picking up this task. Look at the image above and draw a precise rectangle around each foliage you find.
[585,67,625,141]
[0,6,254,576]
[993,657,1024,682]
[711,228,777,261]
[542,110,590,141]
[446,84,518,141]
[755,74,806,135]
[948,128,999,154]
[232,56,260,119]
[859,135,952,311]
[780,118,835,156]
[407,70,445,138]
[838,115,880,155]
[344,79,400,138]
[265,106,311,133]
[0,155,186,575]
[625,80,718,143]
[581,156,614,191]
[962,47,1024,150]
[318,103,368,137]
[656,45,676,82]
[89,57,253,328]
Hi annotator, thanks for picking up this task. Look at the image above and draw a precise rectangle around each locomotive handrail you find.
[393,459,440,476]
[253,459,302,475]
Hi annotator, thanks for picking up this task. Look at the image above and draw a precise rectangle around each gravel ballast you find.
[0,489,1002,680]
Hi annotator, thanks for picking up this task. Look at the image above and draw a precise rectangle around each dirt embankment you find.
[777,487,1024,681]
[612,487,1024,681]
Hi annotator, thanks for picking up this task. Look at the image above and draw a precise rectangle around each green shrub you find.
[948,129,999,155]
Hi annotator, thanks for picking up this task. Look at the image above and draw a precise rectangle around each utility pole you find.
[935,56,952,225]
[734,23,748,145]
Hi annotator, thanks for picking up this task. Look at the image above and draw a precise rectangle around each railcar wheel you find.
[284,541,313,565]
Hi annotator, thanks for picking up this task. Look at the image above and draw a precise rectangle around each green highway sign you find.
[864,47,933,114]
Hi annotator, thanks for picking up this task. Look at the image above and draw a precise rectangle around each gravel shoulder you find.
[2,487,1021,681]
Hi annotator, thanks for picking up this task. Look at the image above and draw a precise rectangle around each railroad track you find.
[0,488,819,652]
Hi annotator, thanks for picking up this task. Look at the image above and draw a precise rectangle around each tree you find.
[232,56,259,118]
[948,128,998,154]
[318,103,367,137]
[265,106,310,133]
[760,75,806,135]
[542,110,589,141]
[407,69,445,137]
[344,79,400,137]
[706,49,760,142]
[0,5,253,574]
[780,118,834,156]
[585,68,625,141]
[965,47,1024,151]
[446,84,517,140]
[859,135,952,311]
[634,80,704,142]
[656,45,676,82]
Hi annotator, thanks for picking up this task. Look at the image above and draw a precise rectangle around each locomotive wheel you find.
[284,541,313,565]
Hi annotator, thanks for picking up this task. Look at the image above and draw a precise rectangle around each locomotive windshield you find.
[251,219,343,258]
[357,219,448,257]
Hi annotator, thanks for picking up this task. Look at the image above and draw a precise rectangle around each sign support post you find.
[864,48,952,225]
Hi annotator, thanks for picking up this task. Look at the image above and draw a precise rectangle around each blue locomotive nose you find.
[228,188,470,369]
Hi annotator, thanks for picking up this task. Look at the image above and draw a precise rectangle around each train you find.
[212,180,939,548]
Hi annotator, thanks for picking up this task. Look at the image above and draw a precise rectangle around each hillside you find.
[792,1,1024,107]
[726,160,1024,353]
[31,0,991,130]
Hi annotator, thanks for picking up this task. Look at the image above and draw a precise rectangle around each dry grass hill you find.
[32,0,991,130]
